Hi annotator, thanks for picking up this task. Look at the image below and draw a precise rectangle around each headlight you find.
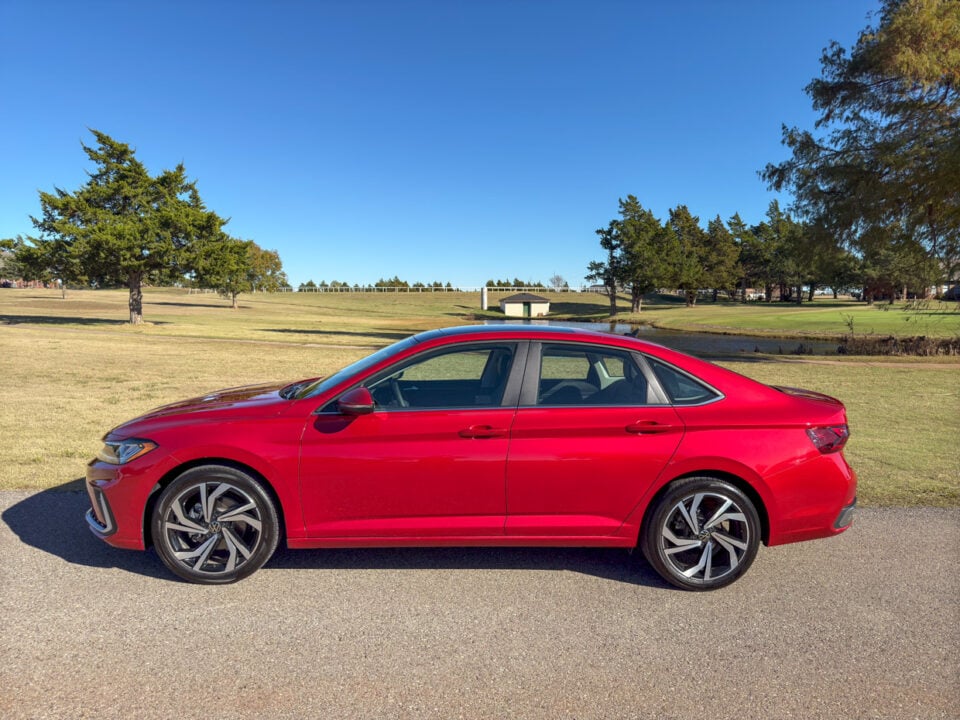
[97,438,158,465]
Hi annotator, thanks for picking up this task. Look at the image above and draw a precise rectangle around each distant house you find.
[499,293,550,318]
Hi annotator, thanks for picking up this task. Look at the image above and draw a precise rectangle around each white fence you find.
[279,286,596,293]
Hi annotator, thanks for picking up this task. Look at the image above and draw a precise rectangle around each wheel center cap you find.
[209,521,222,533]
[698,528,712,542]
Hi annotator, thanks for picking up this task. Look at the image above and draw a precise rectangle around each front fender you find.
[161,440,305,539]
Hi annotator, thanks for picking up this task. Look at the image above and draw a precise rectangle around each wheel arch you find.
[639,470,771,546]
[142,457,287,549]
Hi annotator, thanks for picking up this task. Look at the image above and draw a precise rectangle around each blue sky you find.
[1,0,877,288]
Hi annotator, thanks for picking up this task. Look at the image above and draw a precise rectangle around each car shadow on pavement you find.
[1,482,168,580]
[266,545,675,589]
[2,482,674,588]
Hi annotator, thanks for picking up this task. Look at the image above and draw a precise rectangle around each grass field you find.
[1,287,957,506]
[4,286,960,341]
[546,292,960,339]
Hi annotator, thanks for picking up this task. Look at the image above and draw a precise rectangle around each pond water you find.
[481,319,839,357]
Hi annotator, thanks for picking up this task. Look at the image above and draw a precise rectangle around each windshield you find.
[295,335,421,399]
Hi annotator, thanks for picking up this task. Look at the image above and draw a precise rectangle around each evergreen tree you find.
[586,222,624,315]
[704,216,741,301]
[618,196,676,312]
[763,0,960,291]
[27,130,227,323]
[667,205,710,307]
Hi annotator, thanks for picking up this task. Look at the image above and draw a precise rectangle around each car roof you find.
[414,324,608,343]
[410,325,735,384]
[411,324,673,354]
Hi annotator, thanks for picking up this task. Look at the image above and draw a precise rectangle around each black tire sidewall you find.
[152,465,279,584]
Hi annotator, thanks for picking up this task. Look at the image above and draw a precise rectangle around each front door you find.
[299,343,520,538]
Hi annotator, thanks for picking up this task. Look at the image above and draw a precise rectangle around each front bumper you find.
[85,453,174,551]
[85,482,117,537]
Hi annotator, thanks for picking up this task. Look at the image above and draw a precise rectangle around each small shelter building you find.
[499,293,550,318]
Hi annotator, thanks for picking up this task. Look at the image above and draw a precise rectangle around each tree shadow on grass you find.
[1,480,673,588]
[0,314,133,326]
[148,301,234,309]
[1,480,168,580]
[261,328,412,342]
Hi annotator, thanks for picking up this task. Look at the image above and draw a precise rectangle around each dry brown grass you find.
[1,287,956,505]
[0,325,363,490]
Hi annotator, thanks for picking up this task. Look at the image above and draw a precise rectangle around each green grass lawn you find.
[1,287,957,505]
[551,292,960,339]
[717,359,958,507]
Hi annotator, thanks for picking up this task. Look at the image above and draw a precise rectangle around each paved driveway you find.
[1,489,957,719]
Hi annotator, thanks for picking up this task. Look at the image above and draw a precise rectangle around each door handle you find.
[625,421,676,434]
[459,425,508,439]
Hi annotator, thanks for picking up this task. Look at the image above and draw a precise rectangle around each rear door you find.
[505,342,684,537]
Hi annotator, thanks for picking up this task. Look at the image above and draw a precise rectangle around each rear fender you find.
[616,456,776,544]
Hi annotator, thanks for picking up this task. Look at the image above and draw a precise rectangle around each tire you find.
[152,465,279,584]
[641,476,760,591]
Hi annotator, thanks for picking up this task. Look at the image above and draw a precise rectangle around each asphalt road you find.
[1,489,957,720]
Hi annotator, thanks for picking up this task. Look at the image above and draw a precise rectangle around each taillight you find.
[806,425,849,454]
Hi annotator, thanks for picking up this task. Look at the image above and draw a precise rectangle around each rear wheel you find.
[152,465,279,584]
[642,477,760,591]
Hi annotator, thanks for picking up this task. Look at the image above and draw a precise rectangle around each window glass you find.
[400,350,490,382]
[536,344,649,406]
[602,356,625,378]
[540,353,589,380]
[648,358,720,405]
[299,335,420,398]
[364,345,514,410]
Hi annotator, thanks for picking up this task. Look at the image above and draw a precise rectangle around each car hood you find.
[107,381,292,437]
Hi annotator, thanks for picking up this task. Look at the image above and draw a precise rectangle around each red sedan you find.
[85,325,856,590]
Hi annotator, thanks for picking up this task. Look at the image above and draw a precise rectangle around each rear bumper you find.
[765,452,857,546]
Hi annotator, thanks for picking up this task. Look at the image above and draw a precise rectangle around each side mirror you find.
[337,386,375,416]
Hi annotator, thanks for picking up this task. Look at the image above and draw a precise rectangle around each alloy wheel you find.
[659,491,750,584]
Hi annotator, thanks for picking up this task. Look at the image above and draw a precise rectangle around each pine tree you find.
[28,130,227,323]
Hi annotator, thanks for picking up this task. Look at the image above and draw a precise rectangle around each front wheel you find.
[641,477,760,591]
[152,465,279,584]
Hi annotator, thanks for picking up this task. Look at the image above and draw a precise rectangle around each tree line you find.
[7,131,288,323]
[591,0,957,315]
[297,277,456,291]
[588,193,944,314]
[763,0,957,302]
[293,277,570,291]
[589,197,804,313]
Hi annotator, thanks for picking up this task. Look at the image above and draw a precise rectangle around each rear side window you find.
[536,344,650,406]
[647,358,720,405]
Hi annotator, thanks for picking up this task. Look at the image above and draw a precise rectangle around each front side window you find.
[536,344,650,406]
[363,344,516,410]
